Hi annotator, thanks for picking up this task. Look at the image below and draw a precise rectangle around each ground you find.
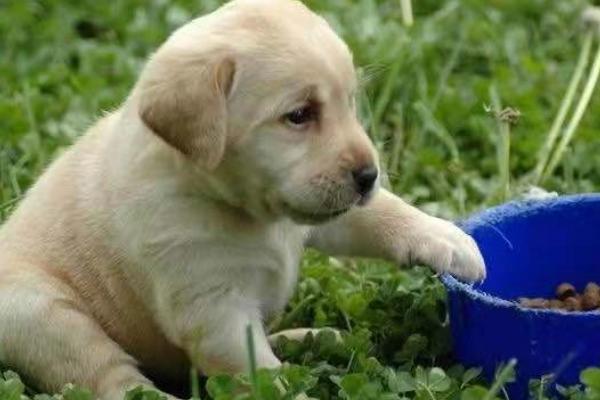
[1,0,600,399]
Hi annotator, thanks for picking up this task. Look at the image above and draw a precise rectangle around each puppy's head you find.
[136,0,379,224]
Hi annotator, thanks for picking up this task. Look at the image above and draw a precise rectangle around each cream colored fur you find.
[0,0,485,398]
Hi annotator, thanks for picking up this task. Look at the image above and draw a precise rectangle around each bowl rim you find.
[441,193,600,317]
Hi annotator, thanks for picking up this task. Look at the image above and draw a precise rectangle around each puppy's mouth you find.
[282,203,352,224]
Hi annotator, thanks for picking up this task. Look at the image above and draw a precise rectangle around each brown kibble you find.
[549,299,564,309]
[585,282,600,296]
[581,293,598,310]
[518,297,550,309]
[518,282,600,312]
[580,282,600,311]
[563,296,582,311]
[582,293,600,311]
[556,283,576,300]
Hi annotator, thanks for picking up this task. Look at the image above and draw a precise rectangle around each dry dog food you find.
[518,282,600,311]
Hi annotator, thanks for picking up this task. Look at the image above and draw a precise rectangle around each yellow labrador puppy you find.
[0,0,485,398]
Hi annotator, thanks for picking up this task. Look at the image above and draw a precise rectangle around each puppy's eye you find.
[282,104,317,129]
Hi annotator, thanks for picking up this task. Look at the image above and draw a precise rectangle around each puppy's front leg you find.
[307,189,486,282]
[169,289,281,376]
[169,290,318,400]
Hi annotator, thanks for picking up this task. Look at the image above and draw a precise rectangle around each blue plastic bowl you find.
[442,194,600,399]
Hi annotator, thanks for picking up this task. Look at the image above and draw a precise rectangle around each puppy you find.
[0,0,485,398]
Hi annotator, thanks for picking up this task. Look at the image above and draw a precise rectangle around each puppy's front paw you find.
[410,217,486,283]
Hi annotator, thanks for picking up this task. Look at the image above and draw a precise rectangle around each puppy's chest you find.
[223,222,307,315]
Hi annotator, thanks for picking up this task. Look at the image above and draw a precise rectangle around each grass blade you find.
[190,368,201,400]
[246,325,260,399]
[483,359,517,400]
[400,0,414,27]
[532,31,593,184]
[542,39,600,182]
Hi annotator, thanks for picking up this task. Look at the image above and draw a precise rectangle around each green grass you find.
[1,0,600,399]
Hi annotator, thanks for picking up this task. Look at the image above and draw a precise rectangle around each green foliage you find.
[125,387,169,400]
[1,0,600,399]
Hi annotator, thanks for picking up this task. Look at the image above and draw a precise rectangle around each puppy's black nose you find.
[352,166,378,197]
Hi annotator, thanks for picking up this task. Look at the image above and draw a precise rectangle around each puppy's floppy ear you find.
[138,53,235,170]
